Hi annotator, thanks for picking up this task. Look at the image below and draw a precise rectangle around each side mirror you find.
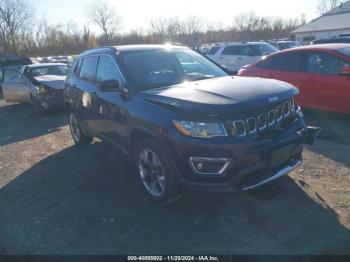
[97,79,120,92]
[339,66,350,76]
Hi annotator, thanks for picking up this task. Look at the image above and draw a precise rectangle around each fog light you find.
[197,162,204,170]
[189,157,232,176]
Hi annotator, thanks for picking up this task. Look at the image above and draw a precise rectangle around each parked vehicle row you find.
[63,44,317,204]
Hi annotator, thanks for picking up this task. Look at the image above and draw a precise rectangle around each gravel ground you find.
[0,94,349,255]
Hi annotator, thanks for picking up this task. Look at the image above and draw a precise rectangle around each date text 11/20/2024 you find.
[127,256,220,261]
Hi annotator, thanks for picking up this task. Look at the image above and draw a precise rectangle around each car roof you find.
[1,65,24,71]
[216,42,269,46]
[79,44,189,57]
[25,63,66,68]
[278,43,350,53]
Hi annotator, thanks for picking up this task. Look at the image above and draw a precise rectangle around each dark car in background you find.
[238,44,350,114]
[274,41,301,50]
[311,37,350,45]
[64,44,317,204]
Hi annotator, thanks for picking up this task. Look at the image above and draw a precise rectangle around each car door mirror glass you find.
[97,79,120,92]
[339,66,350,76]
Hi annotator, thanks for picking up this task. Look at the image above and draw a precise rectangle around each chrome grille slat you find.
[231,98,295,137]
[276,105,283,122]
[268,110,276,126]
[257,113,267,130]
[246,117,257,134]
[233,120,246,137]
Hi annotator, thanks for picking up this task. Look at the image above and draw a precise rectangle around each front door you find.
[93,55,128,149]
[2,69,31,103]
[303,52,350,113]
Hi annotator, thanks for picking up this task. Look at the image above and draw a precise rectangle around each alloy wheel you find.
[138,149,166,197]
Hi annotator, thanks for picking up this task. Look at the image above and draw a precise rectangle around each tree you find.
[0,0,34,52]
[85,0,122,41]
[317,0,342,15]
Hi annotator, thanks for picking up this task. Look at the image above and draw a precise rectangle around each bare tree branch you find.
[85,0,122,41]
[317,0,342,15]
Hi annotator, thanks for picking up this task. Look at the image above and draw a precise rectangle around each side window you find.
[3,69,23,82]
[74,59,82,75]
[306,52,349,75]
[256,57,273,69]
[238,46,258,56]
[270,53,302,72]
[221,46,239,55]
[96,55,122,84]
[207,47,220,55]
[23,67,31,79]
[79,56,97,83]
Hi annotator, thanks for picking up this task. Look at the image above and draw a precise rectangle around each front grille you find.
[231,98,296,137]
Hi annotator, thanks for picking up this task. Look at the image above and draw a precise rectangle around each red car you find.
[238,44,350,114]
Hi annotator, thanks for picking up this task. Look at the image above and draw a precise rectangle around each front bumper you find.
[164,117,318,192]
[35,91,64,110]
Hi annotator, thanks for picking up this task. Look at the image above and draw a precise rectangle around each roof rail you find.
[81,46,116,55]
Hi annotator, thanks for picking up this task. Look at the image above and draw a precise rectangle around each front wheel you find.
[133,139,182,205]
[68,111,93,145]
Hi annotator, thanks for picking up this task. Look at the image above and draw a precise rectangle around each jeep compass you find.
[64,44,317,204]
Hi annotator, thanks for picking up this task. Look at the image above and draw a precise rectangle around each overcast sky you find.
[30,0,320,33]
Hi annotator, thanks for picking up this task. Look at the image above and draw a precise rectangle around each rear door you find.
[219,45,242,72]
[75,56,99,134]
[252,52,304,86]
[302,52,350,113]
[2,68,31,103]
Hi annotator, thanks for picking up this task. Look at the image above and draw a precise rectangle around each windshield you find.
[251,43,278,55]
[119,49,227,90]
[31,65,68,77]
[338,47,350,58]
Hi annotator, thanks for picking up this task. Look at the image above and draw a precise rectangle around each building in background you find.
[291,1,350,44]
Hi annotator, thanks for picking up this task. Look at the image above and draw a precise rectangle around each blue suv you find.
[64,44,317,204]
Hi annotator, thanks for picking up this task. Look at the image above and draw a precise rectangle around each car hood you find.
[139,76,299,115]
[33,75,66,90]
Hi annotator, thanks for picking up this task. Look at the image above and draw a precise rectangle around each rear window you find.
[79,56,97,83]
[73,59,82,75]
[338,48,350,58]
[257,53,302,72]
[221,45,257,56]
[256,58,273,69]
[207,47,220,55]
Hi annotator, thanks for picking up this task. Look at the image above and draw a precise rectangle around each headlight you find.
[173,120,228,138]
[36,84,48,94]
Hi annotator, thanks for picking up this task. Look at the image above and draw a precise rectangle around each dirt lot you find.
[0,93,349,255]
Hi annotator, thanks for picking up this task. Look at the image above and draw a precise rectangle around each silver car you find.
[1,63,68,111]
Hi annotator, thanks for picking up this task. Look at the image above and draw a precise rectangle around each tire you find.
[31,96,47,114]
[133,138,182,205]
[68,110,93,145]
